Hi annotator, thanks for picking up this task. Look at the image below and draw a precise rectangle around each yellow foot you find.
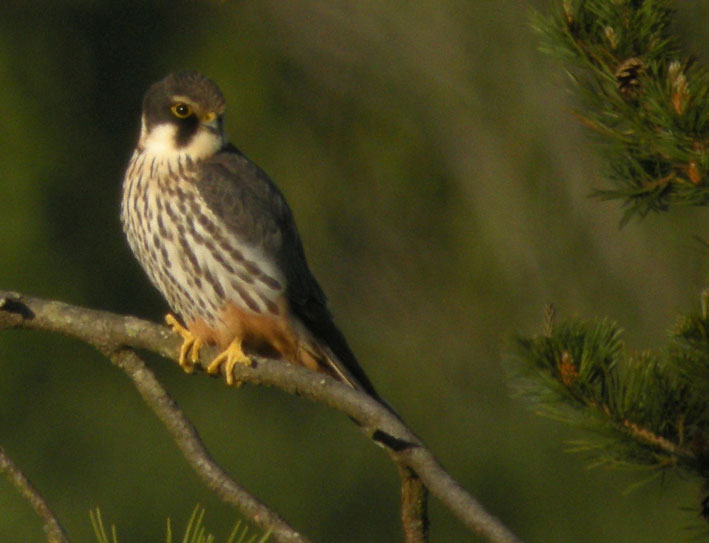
[165,314,203,373]
[207,337,252,386]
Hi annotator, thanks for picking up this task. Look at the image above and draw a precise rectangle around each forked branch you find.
[0,291,520,543]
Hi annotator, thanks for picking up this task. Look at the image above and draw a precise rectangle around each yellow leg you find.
[207,336,252,385]
[165,314,203,373]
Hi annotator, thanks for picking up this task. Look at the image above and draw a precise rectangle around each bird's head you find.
[139,71,227,160]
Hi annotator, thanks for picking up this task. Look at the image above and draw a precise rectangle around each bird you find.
[121,71,383,401]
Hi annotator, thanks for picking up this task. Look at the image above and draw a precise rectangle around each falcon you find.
[121,71,381,400]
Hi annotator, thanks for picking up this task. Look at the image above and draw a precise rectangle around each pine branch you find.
[534,0,709,222]
[510,305,709,479]
[0,291,520,543]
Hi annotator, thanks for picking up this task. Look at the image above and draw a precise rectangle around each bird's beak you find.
[201,112,220,132]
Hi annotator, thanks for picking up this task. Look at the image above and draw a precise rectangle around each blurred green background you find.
[2,1,709,542]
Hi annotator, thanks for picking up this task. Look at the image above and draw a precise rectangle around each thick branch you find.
[0,292,306,543]
[0,446,69,543]
[224,352,518,543]
[0,291,521,543]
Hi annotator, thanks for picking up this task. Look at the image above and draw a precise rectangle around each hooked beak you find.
[200,112,220,133]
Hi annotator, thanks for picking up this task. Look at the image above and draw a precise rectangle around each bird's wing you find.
[196,144,381,399]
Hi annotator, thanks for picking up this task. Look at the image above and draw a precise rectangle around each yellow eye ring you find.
[171,103,192,119]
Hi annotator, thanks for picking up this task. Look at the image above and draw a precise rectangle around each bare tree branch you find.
[0,292,307,543]
[0,446,69,543]
[0,290,522,543]
[111,349,309,543]
[398,466,429,543]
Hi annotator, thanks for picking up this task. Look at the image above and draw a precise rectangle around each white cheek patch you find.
[140,117,223,161]
[141,123,179,155]
[187,129,223,159]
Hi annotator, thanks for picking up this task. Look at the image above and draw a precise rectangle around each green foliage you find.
[90,509,118,543]
[511,295,709,537]
[533,0,709,223]
[509,0,709,535]
[90,506,270,543]
[511,305,709,476]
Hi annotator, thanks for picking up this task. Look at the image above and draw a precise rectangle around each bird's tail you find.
[298,321,400,417]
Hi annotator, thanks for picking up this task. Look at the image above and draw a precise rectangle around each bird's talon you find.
[165,313,202,373]
[190,338,203,364]
[208,338,252,385]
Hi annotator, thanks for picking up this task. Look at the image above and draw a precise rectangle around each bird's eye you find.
[171,103,192,119]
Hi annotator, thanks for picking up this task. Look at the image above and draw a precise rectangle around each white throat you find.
[138,116,223,161]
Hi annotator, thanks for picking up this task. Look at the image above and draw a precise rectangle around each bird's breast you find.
[121,150,286,333]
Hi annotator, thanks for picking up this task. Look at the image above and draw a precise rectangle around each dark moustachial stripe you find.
[175,115,200,148]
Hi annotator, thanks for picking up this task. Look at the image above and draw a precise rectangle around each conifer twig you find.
[534,0,709,222]
[621,420,690,459]
[511,315,706,475]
